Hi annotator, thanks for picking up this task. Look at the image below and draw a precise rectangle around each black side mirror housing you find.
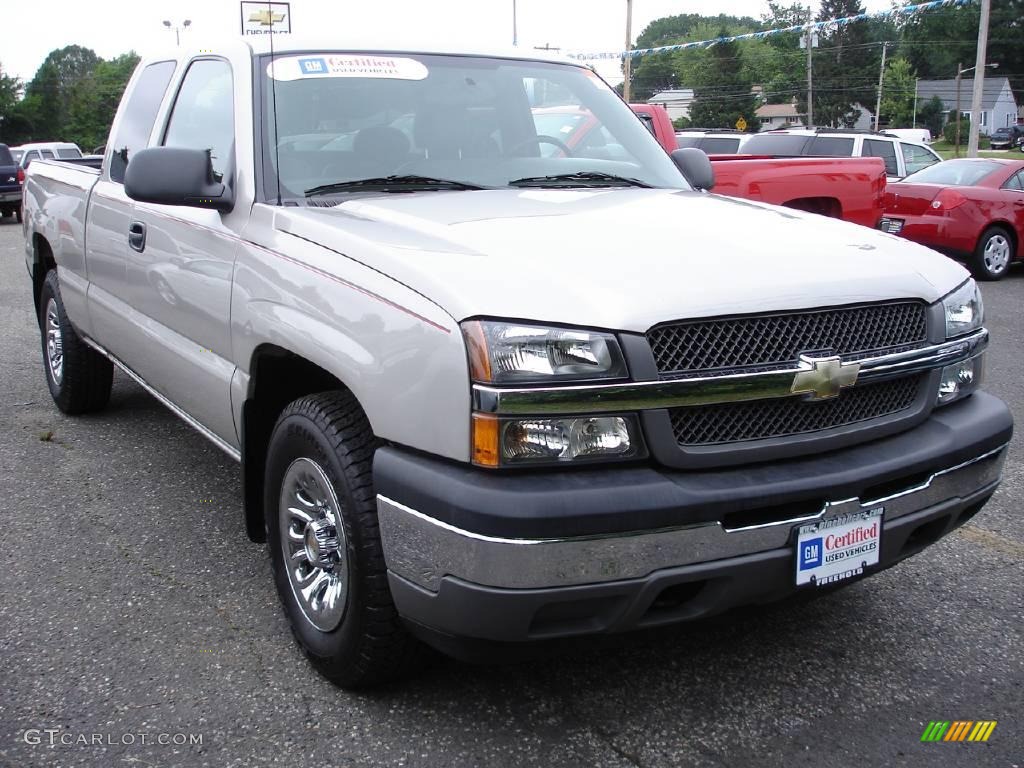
[670,147,715,192]
[125,147,234,212]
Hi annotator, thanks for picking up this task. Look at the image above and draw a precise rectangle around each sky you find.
[4,0,893,86]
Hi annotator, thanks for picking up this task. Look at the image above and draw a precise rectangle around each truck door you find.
[122,57,241,447]
[85,60,177,346]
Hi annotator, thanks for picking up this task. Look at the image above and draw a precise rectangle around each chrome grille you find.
[670,375,924,446]
[648,302,928,376]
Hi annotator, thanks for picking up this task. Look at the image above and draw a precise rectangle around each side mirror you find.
[125,147,234,212]
[671,147,715,192]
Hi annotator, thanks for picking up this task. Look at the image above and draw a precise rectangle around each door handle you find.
[128,221,146,252]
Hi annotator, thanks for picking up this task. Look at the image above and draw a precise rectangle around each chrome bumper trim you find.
[472,329,988,416]
[377,443,1007,591]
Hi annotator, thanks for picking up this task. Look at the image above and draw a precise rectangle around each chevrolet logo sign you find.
[791,355,860,400]
[249,9,285,25]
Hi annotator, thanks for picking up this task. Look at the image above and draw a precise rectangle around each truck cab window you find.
[163,60,235,180]
[108,60,176,183]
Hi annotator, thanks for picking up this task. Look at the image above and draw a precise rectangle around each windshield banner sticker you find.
[268,55,428,81]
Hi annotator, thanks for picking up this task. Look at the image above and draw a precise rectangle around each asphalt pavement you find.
[0,219,1021,768]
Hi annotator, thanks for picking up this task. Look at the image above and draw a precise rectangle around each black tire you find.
[970,226,1015,281]
[39,270,113,414]
[15,208,22,224]
[264,391,425,688]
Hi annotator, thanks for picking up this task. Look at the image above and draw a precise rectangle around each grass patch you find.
[928,138,1015,161]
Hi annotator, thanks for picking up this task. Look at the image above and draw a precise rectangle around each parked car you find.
[740,129,942,181]
[634,106,886,228]
[880,158,1024,280]
[24,40,1012,687]
[988,125,1024,150]
[15,141,83,161]
[0,143,22,222]
[674,129,746,154]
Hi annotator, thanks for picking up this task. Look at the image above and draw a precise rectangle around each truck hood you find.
[274,189,968,332]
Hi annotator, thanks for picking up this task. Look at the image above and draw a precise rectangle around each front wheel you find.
[971,227,1014,281]
[39,270,113,414]
[264,391,424,688]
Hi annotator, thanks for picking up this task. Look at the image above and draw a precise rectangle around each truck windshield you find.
[260,53,688,199]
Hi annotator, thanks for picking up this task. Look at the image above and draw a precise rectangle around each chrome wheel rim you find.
[983,234,1010,274]
[279,458,349,632]
[45,298,64,386]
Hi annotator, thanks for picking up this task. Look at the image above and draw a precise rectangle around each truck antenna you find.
[267,2,283,205]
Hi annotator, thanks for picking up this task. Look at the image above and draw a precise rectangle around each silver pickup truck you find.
[22,37,1013,687]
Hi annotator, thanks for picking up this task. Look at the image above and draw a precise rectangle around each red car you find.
[880,158,1024,280]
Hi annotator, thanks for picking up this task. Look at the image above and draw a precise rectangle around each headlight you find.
[937,354,983,406]
[472,413,645,467]
[942,280,984,339]
[463,320,628,384]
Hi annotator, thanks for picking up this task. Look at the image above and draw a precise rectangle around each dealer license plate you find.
[795,508,883,587]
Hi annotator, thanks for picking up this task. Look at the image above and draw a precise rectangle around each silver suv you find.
[740,129,941,180]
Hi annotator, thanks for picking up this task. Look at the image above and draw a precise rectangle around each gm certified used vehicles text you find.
[23,39,1013,687]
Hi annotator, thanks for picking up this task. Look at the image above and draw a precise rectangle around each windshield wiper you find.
[305,175,487,196]
[508,171,651,189]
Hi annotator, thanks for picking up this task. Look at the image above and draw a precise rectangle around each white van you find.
[882,128,932,145]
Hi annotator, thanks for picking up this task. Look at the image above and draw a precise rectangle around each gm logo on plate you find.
[299,58,327,74]
[799,537,823,570]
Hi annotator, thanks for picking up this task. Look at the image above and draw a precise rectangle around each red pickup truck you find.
[629,104,886,229]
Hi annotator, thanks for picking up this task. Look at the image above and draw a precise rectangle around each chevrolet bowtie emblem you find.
[791,355,860,400]
[249,9,285,25]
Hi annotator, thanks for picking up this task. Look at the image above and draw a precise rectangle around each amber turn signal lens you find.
[471,413,500,468]
[462,321,492,383]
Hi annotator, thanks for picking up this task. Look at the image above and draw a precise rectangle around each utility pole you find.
[623,0,634,102]
[913,78,918,128]
[804,7,814,128]
[512,0,518,46]
[874,42,888,131]
[955,63,962,158]
[967,0,991,157]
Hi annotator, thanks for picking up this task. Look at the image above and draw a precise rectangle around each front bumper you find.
[375,393,1011,642]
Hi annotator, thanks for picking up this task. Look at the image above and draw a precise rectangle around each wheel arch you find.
[240,343,369,543]
[31,233,57,320]
[979,221,1019,257]
[782,197,843,219]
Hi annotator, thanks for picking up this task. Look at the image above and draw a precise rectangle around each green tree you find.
[805,0,878,127]
[628,13,759,101]
[65,52,139,149]
[944,114,971,145]
[879,57,917,128]
[917,95,946,139]
[689,32,757,130]
[23,45,100,141]
[0,64,24,142]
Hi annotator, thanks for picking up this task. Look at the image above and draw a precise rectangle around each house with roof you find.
[754,101,874,131]
[756,102,804,130]
[915,77,1019,135]
[646,89,695,121]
